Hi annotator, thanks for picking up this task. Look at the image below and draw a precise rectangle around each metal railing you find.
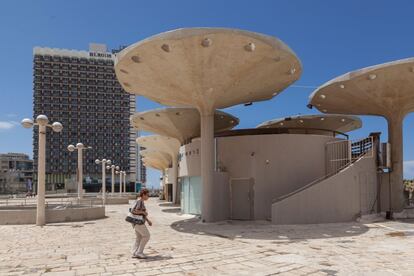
[325,137,373,175]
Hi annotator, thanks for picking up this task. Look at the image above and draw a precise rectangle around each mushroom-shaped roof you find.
[257,114,362,134]
[131,108,239,143]
[115,28,302,113]
[140,149,172,167]
[142,157,168,171]
[136,135,180,157]
[308,58,414,118]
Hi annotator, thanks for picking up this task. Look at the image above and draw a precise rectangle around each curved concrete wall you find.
[218,134,339,220]
[271,153,378,225]
[180,134,340,220]
[179,139,201,177]
[0,205,105,225]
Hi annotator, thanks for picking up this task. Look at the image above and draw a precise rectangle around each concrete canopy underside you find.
[142,157,169,171]
[140,149,172,168]
[309,57,414,212]
[136,135,180,157]
[115,28,302,112]
[137,135,180,203]
[131,108,239,144]
[116,28,302,222]
[257,114,362,135]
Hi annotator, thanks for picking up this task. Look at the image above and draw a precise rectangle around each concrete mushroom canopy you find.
[140,149,172,167]
[137,135,180,202]
[116,28,302,222]
[309,58,414,117]
[136,135,180,157]
[309,57,414,212]
[142,157,169,171]
[131,108,239,144]
[257,114,362,136]
[115,28,302,112]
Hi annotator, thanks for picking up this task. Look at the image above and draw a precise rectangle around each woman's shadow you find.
[137,255,173,262]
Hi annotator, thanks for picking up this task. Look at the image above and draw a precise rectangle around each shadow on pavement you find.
[170,217,370,241]
[161,208,181,214]
[158,202,179,208]
[138,255,173,262]
[45,217,109,227]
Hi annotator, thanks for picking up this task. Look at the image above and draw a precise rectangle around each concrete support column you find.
[77,149,83,199]
[118,173,122,195]
[200,112,215,222]
[171,157,178,204]
[37,125,46,226]
[388,115,405,212]
[102,163,106,205]
[123,173,127,194]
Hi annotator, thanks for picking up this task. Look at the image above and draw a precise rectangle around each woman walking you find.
[131,188,152,259]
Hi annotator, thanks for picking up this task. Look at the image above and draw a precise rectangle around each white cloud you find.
[6,113,17,118]
[404,160,414,179]
[0,121,15,130]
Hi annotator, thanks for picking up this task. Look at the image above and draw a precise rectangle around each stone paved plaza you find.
[1,198,414,276]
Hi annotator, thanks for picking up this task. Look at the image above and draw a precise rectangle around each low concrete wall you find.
[0,205,105,225]
[105,197,129,205]
[272,154,378,225]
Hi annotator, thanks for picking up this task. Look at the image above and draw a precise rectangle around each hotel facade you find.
[32,43,142,192]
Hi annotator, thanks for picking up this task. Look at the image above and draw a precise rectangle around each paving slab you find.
[1,198,414,275]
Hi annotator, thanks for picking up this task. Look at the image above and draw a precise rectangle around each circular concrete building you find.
[309,57,414,212]
[116,28,302,222]
[257,114,362,136]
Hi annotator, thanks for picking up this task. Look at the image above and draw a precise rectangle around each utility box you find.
[379,142,392,170]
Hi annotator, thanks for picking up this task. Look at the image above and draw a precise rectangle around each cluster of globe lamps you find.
[21,114,126,226]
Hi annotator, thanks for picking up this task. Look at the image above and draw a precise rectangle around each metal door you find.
[230,178,254,220]
[167,184,173,202]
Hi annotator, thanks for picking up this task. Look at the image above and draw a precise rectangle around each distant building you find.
[32,43,143,192]
[136,145,147,186]
[0,153,33,194]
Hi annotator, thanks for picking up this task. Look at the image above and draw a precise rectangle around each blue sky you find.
[0,0,413,187]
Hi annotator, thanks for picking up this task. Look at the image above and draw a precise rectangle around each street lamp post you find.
[95,159,111,205]
[106,164,117,195]
[21,115,63,226]
[68,143,92,200]
[123,171,127,194]
[115,167,122,195]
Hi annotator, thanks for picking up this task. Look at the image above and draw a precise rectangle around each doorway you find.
[230,178,254,220]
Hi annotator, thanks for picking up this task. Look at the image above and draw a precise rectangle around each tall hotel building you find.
[33,43,142,191]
